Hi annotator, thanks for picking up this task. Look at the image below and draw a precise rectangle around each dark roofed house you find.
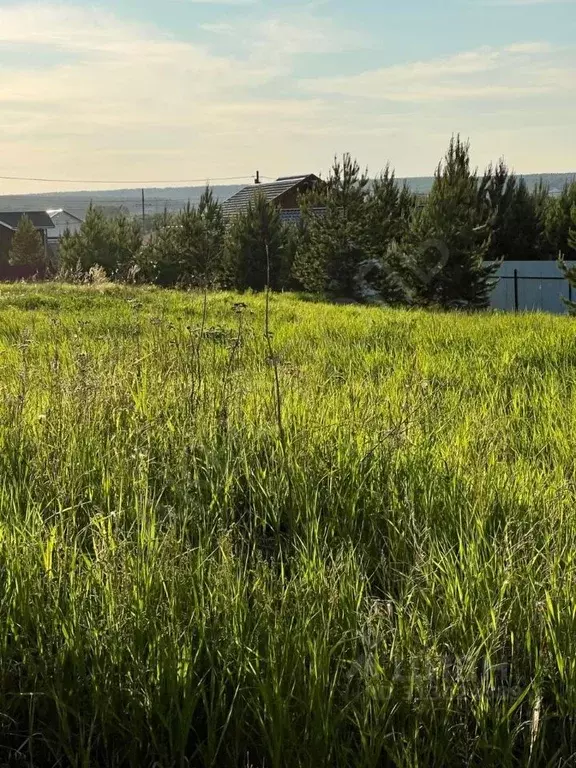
[222,174,323,223]
[0,212,55,267]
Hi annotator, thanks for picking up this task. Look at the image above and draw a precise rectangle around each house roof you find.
[222,174,321,218]
[46,209,83,222]
[279,209,303,225]
[279,207,326,225]
[0,211,55,230]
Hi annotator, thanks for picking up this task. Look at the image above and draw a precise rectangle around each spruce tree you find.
[8,215,46,269]
[226,194,289,291]
[407,136,497,308]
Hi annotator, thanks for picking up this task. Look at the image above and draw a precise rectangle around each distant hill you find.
[0,185,245,222]
[399,173,575,196]
[0,173,573,221]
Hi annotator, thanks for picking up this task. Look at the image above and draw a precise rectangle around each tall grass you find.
[0,283,575,766]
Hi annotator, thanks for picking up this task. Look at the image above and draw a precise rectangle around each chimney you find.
[255,171,260,185]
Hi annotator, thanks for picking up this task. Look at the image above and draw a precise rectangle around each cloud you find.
[504,42,554,53]
[201,10,365,62]
[251,17,363,56]
[0,2,361,189]
[0,3,305,114]
[299,43,576,103]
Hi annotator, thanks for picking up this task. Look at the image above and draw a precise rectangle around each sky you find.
[0,0,574,193]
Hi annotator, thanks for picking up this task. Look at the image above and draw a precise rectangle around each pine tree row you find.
[9,136,576,310]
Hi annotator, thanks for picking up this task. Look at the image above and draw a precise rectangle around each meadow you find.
[0,283,575,767]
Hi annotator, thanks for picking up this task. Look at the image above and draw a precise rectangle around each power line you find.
[0,199,236,206]
[0,197,242,207]
[0,173,259,185]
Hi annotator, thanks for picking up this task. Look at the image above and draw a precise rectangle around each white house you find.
[46,209,83,245]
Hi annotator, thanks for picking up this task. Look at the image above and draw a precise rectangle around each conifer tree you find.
[354,243,411,306]
[293,154,372,296]
[8,215,46,269]
[560,204,576,314]
[59,205,143,278]
[531,178,551,258]
[485,159,516,261]
[486,163,544,261]
[176,203,208,285]
[545,181,576,260]
[112,214,144,279]
[226,194,289,291]
[407,136,497,308]
[192,186,226,285]
[135,210,180,286]
[136,188,225,286]
[59,205,114,273]
[508,178,545,260]
[368,164,416,255]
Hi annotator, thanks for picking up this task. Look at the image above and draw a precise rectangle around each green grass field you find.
[0,283,575,767]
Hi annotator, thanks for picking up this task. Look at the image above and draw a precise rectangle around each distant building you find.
[0,211,55,264]
[46,209,83,253]
[46,209,83,239]
[222,174,323,223]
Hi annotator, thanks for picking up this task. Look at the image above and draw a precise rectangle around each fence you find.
[487,261,575,314]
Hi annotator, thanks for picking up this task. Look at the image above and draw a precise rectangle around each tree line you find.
[8,137,576,309]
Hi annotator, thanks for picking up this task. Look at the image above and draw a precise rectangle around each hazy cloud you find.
[299,43,576,102]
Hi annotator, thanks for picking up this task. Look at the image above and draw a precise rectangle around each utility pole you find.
[141,189,145,230]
